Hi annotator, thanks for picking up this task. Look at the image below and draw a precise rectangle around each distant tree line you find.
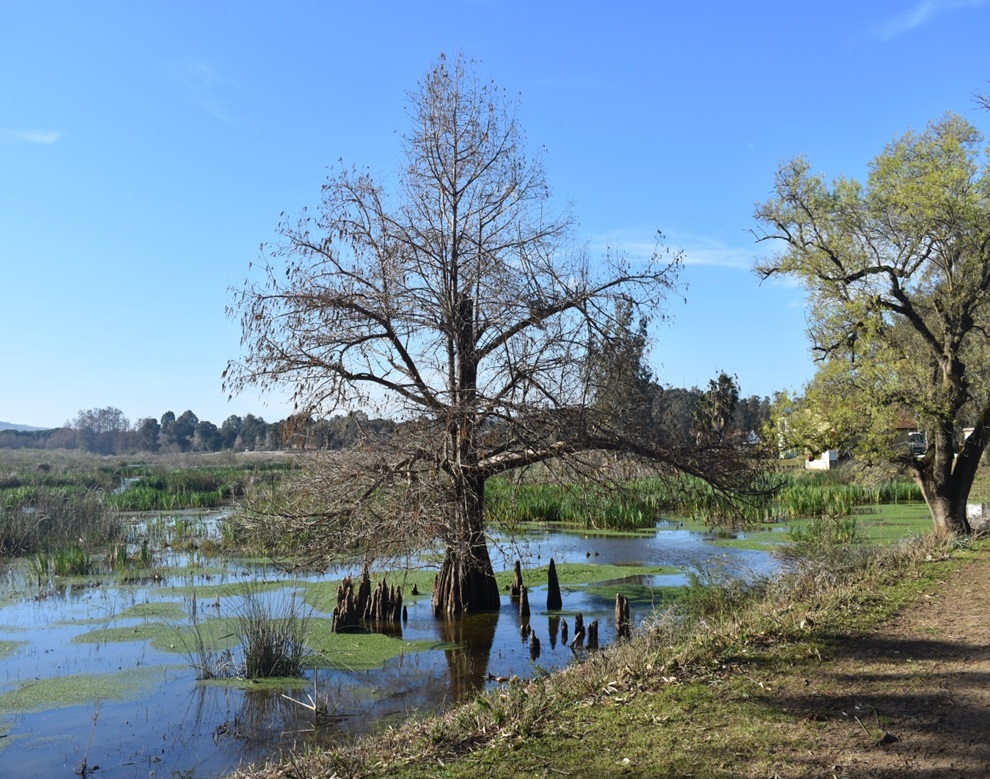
[0,393,769,456]
[587,302,770,448]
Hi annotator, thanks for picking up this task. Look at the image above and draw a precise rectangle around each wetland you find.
[0,454,932,778]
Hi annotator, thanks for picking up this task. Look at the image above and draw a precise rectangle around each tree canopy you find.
[227,54,766,613]
[754,112,990,534]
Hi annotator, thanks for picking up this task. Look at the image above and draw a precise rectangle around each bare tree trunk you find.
[432,542,500,615]
[432,471,500,615]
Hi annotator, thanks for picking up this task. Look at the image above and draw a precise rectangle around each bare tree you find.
[226,54,761,615]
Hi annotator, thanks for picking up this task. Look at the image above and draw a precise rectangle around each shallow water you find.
[0,516,777,778]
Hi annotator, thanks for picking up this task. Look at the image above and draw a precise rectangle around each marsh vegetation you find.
[0,447,942,778]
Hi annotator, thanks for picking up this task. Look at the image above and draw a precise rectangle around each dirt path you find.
[764,549,990,778]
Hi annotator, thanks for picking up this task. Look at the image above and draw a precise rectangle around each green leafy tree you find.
[732,395,771,438]
[652,386,702,446]
[136,417,161,452]
[754,113,990,534]
[172,410,199,453]
[219,415,243,449]
[159,411,176,448]
[237,414,269,450]
[588,300,657,437]
[193,420,222,452]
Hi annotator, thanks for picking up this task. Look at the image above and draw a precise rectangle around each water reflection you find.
[437,612,499,701]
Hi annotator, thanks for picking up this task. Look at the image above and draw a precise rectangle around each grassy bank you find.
[230,524,967,779]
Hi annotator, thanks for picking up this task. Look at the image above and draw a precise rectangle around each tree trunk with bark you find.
[432,470,500,615]
[914,423,976,536]
[432,542,500,615]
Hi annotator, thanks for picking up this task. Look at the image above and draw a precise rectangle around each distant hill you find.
[0,421,50,432]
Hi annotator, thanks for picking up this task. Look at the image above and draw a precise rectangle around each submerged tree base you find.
[432,548,501,616]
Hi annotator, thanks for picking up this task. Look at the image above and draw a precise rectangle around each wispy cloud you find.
[873,0,985,41]
[589,230,757,270]
[680,239,755,270]
[168,59,238,123]
[2,129,60,144]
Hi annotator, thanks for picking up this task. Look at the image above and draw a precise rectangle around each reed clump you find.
[238,587,309,679]
[179,585,310,681]
[484,470,923,530]
[0,487,121,556]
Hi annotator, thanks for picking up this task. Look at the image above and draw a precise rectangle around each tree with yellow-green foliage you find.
[755,113,990,535]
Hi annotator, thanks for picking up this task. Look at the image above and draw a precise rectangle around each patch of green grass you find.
[854,502,934,543]
[0,666,165,713]
[694,502,932,555]
[168,579,289,599]
[968,468,990,504]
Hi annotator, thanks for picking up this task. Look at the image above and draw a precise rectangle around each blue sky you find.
[2,1,988,429]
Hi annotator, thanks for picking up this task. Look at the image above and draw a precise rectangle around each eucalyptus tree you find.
[227,54,761,614]
[754,113,990,534]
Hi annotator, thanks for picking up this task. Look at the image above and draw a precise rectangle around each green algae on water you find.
[117,600,188,621]
[494,562,679,591]
[73,616,241,654]
[0,666,165,713]
[305,620,441,671]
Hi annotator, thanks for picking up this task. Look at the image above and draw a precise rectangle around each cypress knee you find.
[570,613,585,648]
[615,593,631,640]
[510,560,523,600]
[586,619,599,649]
[546,558,562,610]
[519,584,531,619]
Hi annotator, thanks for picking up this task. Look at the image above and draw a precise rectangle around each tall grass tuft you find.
[30,544,97,577]
[178,585,311,680]
[50,544,95,576]
[238,586,310,678]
